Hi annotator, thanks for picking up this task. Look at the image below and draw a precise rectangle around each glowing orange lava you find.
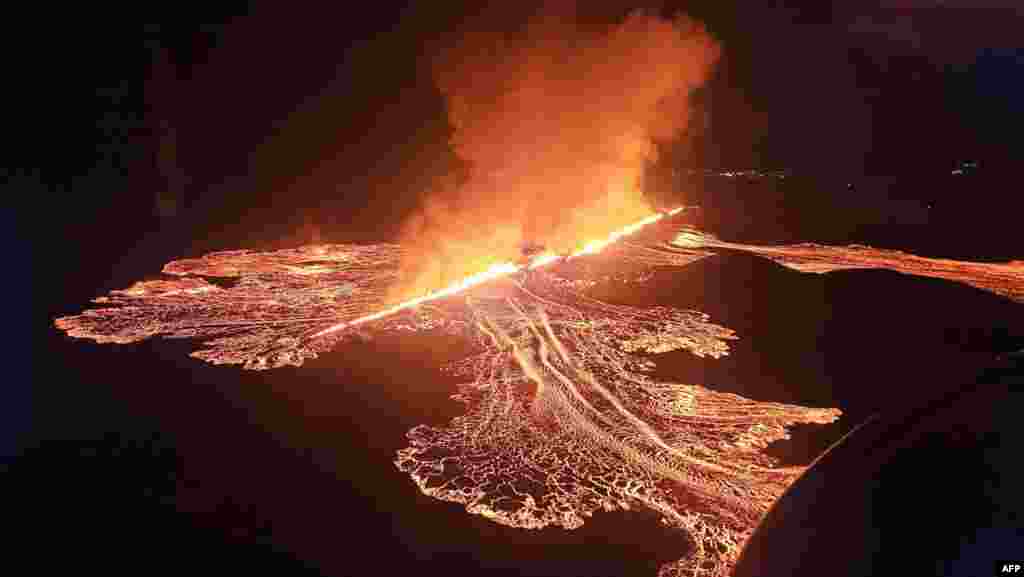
[55,212,1021,576]
[310,208,681,339]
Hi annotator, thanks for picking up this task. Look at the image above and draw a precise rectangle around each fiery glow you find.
[54,217,1022,576]
[568,212,666,259]
[668,229,1024,303]
[393,8,719,302]
[526,251,562,269]
[311,209,678,338]
[312,261,519,337]
[394,286,839,577]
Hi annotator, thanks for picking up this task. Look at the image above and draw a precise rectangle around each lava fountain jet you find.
[390,8,720,301]
[53,205,848,576]
[310,208,680,339]
[54,209,1023,577]
[52,215,1021,576]
[48,2,1023,572]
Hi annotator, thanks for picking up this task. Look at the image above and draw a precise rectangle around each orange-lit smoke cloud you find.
[394,8,719,299]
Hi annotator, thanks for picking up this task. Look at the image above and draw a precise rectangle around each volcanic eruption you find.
[54,207,845,576]
[390,6,720,301]
[50,7,1024,577]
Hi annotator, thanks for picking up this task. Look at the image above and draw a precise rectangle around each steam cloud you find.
[395,8,719,298]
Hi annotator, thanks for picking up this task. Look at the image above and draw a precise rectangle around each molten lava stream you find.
[311,208,682,339]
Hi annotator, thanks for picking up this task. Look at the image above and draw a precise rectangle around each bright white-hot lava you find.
[53,212,1022,576]
[310,208,681,339]
[61,210,982,575]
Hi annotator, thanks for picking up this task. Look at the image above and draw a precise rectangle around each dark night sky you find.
[16,2,1024,575]
[20,0,1020,319]
[20,1,1024,247]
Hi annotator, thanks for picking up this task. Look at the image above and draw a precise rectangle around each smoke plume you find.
[394,8,719,298]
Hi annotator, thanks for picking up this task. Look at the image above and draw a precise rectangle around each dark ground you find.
[17,2,1024,575]
[20,168,1023,577]
[685,173,1024,576]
